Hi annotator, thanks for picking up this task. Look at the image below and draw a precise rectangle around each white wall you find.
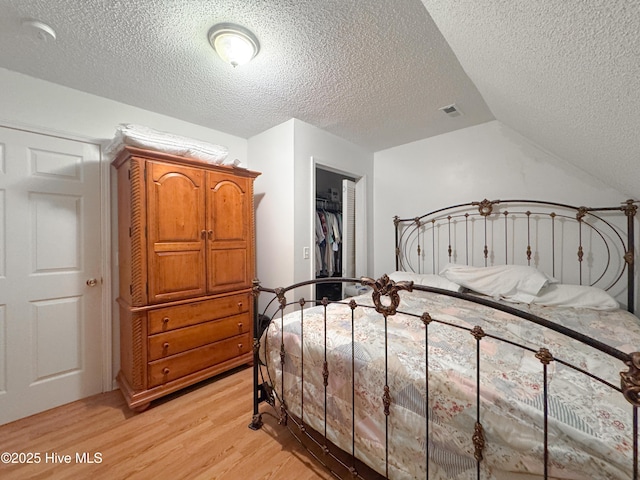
[293,119,374,297]
[247,119,296,310]
[373,120,631,277]
[247,118,374,311]
[0,68,248,164]
[0,68,249,387]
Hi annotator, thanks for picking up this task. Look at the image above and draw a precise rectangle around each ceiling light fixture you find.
[208,23,259,67]
[22,19,57,42]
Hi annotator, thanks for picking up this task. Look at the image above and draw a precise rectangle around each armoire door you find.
[146,161,207,303]
[206,172,252,293]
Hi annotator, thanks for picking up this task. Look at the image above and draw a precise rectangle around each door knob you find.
[86,278,98,287]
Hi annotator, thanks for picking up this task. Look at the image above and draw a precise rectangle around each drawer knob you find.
[163,342,170,350]
[238,343,243,350]
[162,317,170,325]
[162,367,170,375]
[237,302,243,308]
[238,322,243,331]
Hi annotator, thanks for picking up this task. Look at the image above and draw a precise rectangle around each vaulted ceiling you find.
[0,0,638,196]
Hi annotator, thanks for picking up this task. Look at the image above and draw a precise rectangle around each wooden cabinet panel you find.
[112,146,260,410]
[147,293,250,334]
[146,161,207,303]
[208,249,248,291]
[208,176,248,242]
[148,333,252,387]
[148,313,250,360]
[206,172,253,293]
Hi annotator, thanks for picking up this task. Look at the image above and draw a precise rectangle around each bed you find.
[250,199,640,480]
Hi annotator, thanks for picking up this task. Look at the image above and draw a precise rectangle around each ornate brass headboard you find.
[394,199,637,312]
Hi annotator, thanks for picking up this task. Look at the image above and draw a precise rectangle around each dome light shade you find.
[22,20,57,42]
[208,23,259,67]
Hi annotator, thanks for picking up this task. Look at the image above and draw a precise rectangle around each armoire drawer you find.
[147,293,250,334]
[148,333,251,387]
[148,313,250,360]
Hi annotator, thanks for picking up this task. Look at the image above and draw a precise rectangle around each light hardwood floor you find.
[0,366,333,479]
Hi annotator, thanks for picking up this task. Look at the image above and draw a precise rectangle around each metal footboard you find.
[250,275,640,480]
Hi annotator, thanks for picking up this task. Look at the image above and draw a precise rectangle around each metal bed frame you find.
[250,199,640,479]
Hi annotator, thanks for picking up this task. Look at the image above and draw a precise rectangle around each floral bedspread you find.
[260,289,640,480]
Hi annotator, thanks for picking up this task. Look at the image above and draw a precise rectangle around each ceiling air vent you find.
[439,104,462,118]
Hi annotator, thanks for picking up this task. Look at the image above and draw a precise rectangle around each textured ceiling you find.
[0,0,493,152]
[0,1,638,197]
[422,0,640,198]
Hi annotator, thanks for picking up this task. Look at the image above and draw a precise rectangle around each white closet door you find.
[0,126,103,425]
[342,179,356,296]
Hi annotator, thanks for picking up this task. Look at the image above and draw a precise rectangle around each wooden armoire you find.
[112,146,260,411]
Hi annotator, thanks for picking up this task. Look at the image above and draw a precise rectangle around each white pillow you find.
[530,284,619,310]
[388,271,463,292]
[439,263,555,303]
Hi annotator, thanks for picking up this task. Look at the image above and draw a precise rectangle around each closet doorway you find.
[314,165,363,300]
